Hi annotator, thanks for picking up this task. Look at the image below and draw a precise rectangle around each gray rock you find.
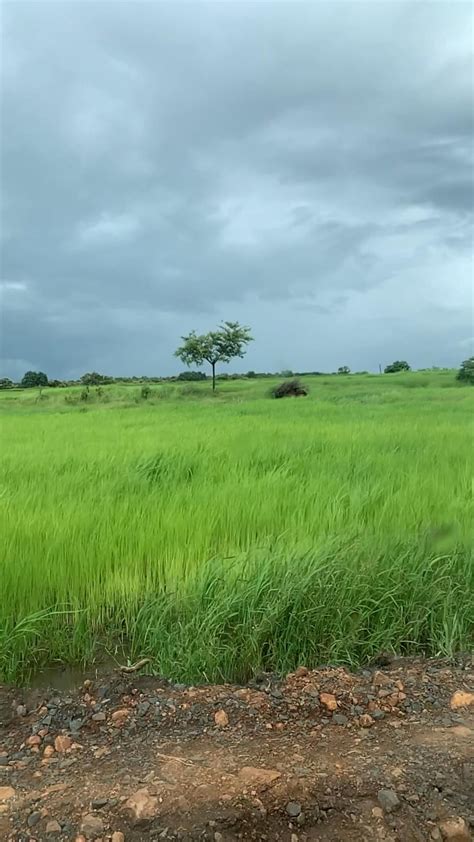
[0,756,8,766]
[92,712,106,722]
[91,797,108,808]
[377,789,401,813]
[81,813,104,838]
[286,801,302,817]
[27,811,41,827]
[332,713,348,725]
[372,709,385,720]
[16,704,27,717]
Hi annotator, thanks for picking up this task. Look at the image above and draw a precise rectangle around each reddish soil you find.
[0,656,473,841]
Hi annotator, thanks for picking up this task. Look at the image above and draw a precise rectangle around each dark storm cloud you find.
[1,1,472,378]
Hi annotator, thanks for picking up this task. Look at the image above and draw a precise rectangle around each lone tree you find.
[456,357,474,384]
[337,366,351,374]
[21,371,48,388]
[384,360,411,374]
[0,378,14,390]
[175,321,253,391]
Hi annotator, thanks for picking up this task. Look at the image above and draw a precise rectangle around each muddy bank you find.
[0,656,473,840]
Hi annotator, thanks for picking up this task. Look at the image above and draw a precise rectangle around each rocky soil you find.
[0,656,473,841]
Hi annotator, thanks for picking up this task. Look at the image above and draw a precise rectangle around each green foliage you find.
[272,379,308,398]
[177,370,207,381]
[384,360,411,373]
[80,372,113,386]
[0,371,472,682]
[456,357,474,384]
[0,378,14,390]
[141,385,151,400]
[175,321,253,389]
[338,366,351,374]
[21,370,48,388]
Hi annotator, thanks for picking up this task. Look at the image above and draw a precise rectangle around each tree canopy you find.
[384,360,411,374]
[80,372,113,386]
[175,321,253,390]
[456,357,474,384]
[21,371,48,388]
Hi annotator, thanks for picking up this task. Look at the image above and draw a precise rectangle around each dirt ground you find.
[0,656,473,841]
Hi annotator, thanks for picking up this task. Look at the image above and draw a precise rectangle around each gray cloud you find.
[1,1,473,379]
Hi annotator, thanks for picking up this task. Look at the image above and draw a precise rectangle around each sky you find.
[1,1,473,379]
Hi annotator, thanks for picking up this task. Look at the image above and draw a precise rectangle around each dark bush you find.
[177,371,207,381]
[80,372,113,386]
[456,357,474,384]
[141,385,151,399]
[384,360,411,373]
[272,379,308,399]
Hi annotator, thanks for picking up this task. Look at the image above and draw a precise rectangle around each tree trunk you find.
[212,362,216,392]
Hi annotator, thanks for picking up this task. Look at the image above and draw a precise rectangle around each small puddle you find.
[28,658,120,691]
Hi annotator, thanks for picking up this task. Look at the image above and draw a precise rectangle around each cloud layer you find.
[1,1,472,378]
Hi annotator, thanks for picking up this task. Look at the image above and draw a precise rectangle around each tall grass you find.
[1,372,472,683]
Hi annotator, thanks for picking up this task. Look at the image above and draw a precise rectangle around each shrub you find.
[456,357,474,384]
[0,378,14,390]
[80,372,113,386]
[272,379,308,399]
[177,371,207,381]
[384,361,411,374]
[141,385,151,399]
[80,387,89,401]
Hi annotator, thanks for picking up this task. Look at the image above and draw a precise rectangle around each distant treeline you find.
[0,369,339,389]
[0,363,470,391]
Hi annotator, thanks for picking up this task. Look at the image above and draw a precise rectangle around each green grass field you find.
[1,371,473,684]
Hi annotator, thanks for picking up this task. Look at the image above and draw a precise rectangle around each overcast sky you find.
[1,1,473,379]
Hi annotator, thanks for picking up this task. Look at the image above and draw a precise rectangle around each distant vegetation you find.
[177,371,207,381]
[384,360,411,373]
[456,356,474,384]
[6,359,474,392]
[80,372,115,386]
[20,370,48,388]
